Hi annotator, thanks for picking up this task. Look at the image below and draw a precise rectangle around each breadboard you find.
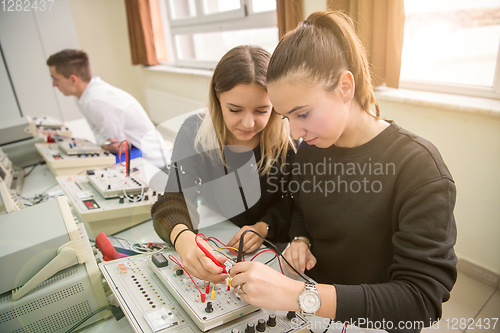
[100,253,309,333]
[87,169,149,198]
[57,138,103,155]
[149,250,257,331]
[35,143,115,177]
[56,158,163,238]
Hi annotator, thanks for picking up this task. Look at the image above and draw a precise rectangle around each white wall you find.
[142,68,210,124]
[0,47,20,121]
[69,0,146,108]
[0,1,81,121]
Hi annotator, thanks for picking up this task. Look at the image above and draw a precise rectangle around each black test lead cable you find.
[237,229,311,282]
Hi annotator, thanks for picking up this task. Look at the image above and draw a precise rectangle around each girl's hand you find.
[174,227,227,284]
[229,261,303,311]
[283,240,317,275]
[227,222,268,253]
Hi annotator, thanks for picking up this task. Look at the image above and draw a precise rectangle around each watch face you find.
[299,290,321,313]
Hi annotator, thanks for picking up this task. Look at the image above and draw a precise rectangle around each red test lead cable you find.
[195,233,227,274]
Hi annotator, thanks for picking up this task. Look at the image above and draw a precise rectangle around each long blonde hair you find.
[195,45,294,175]
[267,11,380,117]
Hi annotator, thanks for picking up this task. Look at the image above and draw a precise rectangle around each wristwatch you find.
[298,282,321,316]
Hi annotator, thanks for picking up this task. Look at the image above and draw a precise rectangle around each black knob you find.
[286,311,296,320]
[205,302,213,313]
[176,269,183,276]
[256,319,266,332]
[119,196,124,204]
[245,323,255,333]
[267,314,276,327]
[107,185,111,190]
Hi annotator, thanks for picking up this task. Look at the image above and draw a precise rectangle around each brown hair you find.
[195,45,294,175]
[46,49,92,82]
[267,11,380,117]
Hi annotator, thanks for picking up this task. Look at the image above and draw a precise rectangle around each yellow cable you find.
[228,277,232,287]
[215,246,238,255]
[211,283,216,300]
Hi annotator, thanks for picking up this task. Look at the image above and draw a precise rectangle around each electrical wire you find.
[238,229,311,282]
[264,255,277,266]
[118,140,129,166]
[207,236,238,256]
[168,255,206,302]
[130,242,168,253]
[19,182,59,206]
[65,305,111,333]
[249,249,284,275]
[122,186,144,202]
[215,246,238,255]
[24,163,39,177]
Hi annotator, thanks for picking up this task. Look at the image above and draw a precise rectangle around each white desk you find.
[21,163,61,199]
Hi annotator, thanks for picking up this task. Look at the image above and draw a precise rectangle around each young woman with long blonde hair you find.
[152,45,295,283]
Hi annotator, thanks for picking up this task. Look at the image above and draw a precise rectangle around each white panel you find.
[34,0,82,121]
[0,10,60,119]
[0,46,21,122]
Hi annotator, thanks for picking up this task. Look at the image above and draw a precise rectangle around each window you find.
[161,0,278,69]
[400,0,500,99]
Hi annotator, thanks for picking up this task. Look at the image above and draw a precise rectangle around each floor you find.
[422,272,499,332]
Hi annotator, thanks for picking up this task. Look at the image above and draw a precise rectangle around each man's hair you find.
[46,49,92,82]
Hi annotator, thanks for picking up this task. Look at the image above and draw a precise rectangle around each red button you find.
[86,202,92,207]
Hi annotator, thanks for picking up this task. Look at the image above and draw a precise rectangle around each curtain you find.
[327,0,405,88]
[276,0,304,39]
[125,0,159,66]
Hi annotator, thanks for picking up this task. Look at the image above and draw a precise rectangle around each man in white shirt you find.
[46,49,169,168]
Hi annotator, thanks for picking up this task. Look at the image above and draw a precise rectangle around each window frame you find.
[399,4,500,100]
[162,0,278,70]
[399,46,500,99]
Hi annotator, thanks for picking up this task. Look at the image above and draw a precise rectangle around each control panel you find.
[30,115,72,138]
[100,253,309,333]
[57,138,103,156]
[56,158,164,238]
[87,169,149,198]
[35,142,115,177]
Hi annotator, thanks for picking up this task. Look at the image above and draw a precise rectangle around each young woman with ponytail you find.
[229,12,457,332]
